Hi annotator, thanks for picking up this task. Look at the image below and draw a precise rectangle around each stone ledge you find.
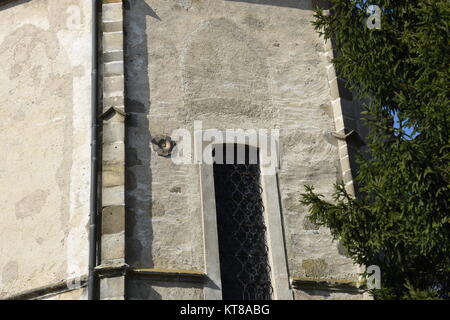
[4,275,87,300]
[95,262,129,278]
[95,264,207,284]
[129,268,207,283]
[291,276,366,292]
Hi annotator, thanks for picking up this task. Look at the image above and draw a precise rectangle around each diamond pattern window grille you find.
[213,144,273,300]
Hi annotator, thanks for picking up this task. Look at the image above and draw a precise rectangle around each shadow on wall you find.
[123,0,159,272]
[0,0,31,11]
[224,0,330,10]
[127,279,204,300]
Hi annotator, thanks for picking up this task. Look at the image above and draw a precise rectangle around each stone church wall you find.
[0,0,368,300]
[0,0,92,299]
[124,0,366,299]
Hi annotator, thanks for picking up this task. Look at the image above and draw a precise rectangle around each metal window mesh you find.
[213,144,273,300]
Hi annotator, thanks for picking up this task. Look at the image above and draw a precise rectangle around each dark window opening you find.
[213,144,273,300]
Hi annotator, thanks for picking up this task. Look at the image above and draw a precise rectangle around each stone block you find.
[100,276,125,300]
[102,185,125,207]
[102,163,125,187]
[104,61,124,77]
[101,231,125,263]
[103,121,124,144]
[102,21,123,33]
[103,32,123,53]
[103,75,124,98]
[102,205,125,235]
[103,50,124,63]
[102,3,123,23]
[332,98,356,119]
[102,142,125,164]
[330,78,353,101]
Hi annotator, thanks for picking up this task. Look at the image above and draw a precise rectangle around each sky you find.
[393,112,420,140]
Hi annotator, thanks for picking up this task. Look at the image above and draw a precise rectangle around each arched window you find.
[196,129,292,300]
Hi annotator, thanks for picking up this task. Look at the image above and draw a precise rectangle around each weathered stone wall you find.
[0,0,367,300]
[124,0,365,299]
[0,0,92,299]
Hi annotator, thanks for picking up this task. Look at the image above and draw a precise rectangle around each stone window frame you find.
[194,130,293,300]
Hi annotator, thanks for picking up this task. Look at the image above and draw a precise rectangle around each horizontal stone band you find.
[5,276,88,300]
[291,276,366,292]
[95,264,207,283]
